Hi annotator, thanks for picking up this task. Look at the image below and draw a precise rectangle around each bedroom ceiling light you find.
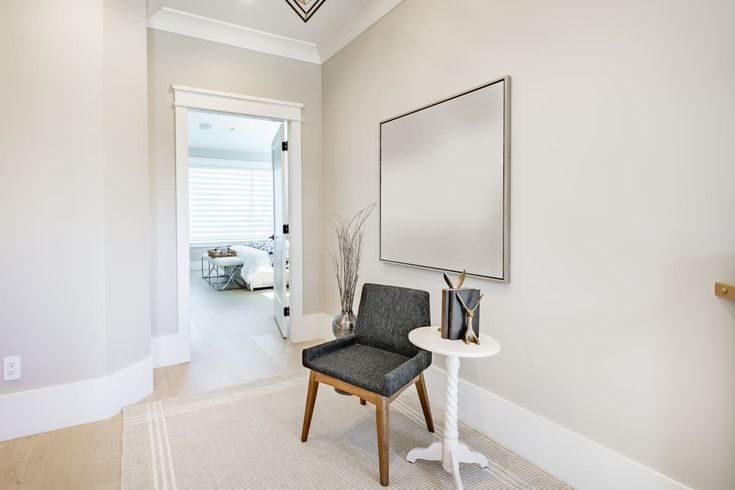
[198,123,212,130]
[284,0,327,23]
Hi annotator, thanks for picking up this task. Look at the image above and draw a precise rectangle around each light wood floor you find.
[0,272,320,489]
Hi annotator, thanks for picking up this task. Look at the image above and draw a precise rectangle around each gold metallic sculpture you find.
[455,293,484,345]
[442,271,466,290]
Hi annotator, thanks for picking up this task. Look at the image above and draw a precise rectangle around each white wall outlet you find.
[3,356,21,381]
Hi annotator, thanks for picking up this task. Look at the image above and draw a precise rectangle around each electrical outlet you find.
[3,356,21,381]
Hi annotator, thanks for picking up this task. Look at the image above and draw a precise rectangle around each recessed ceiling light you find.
[229,127,236,131]
[199,123,212,130]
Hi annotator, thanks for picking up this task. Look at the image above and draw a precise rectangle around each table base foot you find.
[449,450,463,490]
[456,443,489,468]
[406,442,489,490]
[406,441,442,463]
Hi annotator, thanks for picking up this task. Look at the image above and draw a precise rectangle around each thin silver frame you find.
[378,75,511,282]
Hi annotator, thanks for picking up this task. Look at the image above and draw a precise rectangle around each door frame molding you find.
[271,124,290,338]
[169,85,306,365]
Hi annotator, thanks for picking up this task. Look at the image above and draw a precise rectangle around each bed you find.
[231,240,274,290]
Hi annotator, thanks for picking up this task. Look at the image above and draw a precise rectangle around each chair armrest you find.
[383,350,432,397]
[302,336,357,366]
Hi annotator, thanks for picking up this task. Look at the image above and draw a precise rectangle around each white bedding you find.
[231,245,274,290]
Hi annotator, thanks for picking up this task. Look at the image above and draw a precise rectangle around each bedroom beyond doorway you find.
[187,109,291,381]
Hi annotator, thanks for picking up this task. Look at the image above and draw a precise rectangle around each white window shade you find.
[189,157,273,245]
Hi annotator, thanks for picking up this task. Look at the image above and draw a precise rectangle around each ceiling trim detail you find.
[147,1,404,65]
[149,8,321,64]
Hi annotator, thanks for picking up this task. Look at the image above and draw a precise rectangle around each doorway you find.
[171,86,307,369]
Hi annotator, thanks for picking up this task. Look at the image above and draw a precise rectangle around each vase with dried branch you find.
[330,203,376,338]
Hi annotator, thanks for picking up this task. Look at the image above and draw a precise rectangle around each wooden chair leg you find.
[376,397,390,486]
[301,371,319,442]
[416,373,434,433]
[360,398,366,405]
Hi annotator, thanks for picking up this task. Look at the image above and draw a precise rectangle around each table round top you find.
[409,326,501,358]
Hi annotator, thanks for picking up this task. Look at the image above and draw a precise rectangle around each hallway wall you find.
[147,30,323,337]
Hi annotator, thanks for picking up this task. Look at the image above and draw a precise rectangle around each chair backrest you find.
[355,283,431,357]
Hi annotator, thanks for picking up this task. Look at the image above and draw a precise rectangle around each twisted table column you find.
[442,355,460,472]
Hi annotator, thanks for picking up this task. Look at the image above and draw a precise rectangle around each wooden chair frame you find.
[300,370,434,486]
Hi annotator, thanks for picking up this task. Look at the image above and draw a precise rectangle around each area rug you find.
[122,370,571,489]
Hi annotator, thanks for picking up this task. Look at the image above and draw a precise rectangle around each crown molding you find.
[147,1,404,65]
[148,7,321,64]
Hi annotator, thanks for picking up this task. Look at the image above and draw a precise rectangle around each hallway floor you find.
[0,272,320,489]
[153,271,306,399]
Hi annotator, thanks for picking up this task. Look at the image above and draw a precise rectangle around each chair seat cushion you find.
[303,342,431,397]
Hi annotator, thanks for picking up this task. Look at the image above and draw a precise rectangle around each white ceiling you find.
[188,110,282,155]
[148,0,403,63]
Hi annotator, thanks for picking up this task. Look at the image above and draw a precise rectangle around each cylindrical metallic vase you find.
[332,310,357,338]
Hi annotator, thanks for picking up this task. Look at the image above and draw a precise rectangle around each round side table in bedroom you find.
[406,326,501,490]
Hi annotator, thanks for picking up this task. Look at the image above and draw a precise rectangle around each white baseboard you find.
[0,357,152,442]
[151,333,191,368]
[290,313,332,343]
[422,365,691,490]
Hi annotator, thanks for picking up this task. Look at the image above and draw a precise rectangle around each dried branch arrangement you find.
[330,203,376,312]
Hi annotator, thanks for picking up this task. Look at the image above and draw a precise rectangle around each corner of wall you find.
[0,357,152,442]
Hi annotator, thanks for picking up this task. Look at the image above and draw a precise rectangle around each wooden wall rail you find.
[714,282,735,301]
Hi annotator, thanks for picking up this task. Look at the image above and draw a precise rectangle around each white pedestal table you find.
[406,326,501,490]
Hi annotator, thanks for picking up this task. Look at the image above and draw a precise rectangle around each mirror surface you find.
[380,78,509,280]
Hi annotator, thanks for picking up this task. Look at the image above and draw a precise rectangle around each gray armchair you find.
[300,283,435,486]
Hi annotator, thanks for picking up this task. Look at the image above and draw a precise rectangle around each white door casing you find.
[167,85,306,367]
[272,124,289,338]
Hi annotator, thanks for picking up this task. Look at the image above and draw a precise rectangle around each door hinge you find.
[282,141,289,151]
[283,224,289,234]
[283,307,290,317]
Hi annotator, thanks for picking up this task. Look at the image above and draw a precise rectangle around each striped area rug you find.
[122,371,571,489]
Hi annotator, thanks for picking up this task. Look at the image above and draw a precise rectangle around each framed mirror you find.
[379,76,511,281]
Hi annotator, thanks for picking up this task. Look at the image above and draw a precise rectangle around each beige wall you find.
[0,0,150,392]
[147,30,323,337]
[321,1,735,488]
[103,0,151,372]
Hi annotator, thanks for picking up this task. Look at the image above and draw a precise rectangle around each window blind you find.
[188,158,274,245]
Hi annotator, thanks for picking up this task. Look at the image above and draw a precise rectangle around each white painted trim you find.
[174,86,302,122]
[172,86,315,367]
[317,0,404,62]
[0,357,152,442]
[148,7,321,64]
[147,1,404,65]
[151,334,191,368]
[422,366,691,490]
[285,121,303,335]
[172,85,304,108]
[174,104,193,369]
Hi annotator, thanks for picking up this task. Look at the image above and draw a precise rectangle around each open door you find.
[272,124,289,338]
